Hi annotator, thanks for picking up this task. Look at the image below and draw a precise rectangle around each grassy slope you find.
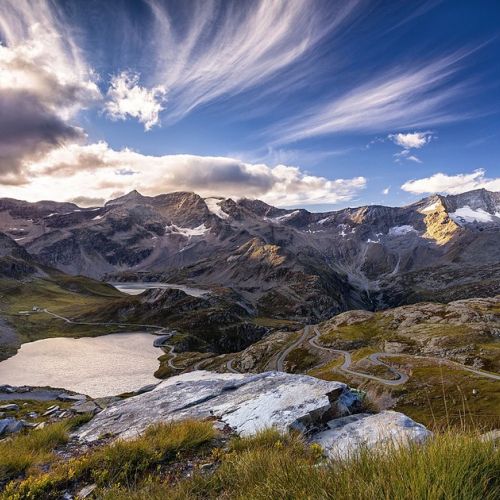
[2,420,216,498]
[307,304,500,431]
[2,421,498,499]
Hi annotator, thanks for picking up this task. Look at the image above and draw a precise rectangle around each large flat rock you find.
[75,371,360,442]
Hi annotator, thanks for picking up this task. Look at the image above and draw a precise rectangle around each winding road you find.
[308,327,409,386]
[225,358,239,373]
[307,326,500,385]
[275,325,312,371]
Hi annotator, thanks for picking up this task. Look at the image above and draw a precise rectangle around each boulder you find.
[0,418,24,436]
[312,411,431,459]
[75,371,361,442]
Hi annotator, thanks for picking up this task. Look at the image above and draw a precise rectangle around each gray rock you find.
[0,418,24,436]
[312,411,431,459]
[135,383,159,395]
[0,403,19,411]
[71,401,98,414]
[57,393,87,402]
[94,396,121,409]
[75,371,361,442]
[43,405,60,416]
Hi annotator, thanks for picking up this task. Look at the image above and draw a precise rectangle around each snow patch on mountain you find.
[205,198,229,219]
[317,216,332,224]
[165,223,209,237]
[449,206,493,225]
[270,210,300,224]
[389,225,417,236]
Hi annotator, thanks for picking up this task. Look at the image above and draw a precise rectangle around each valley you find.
[0,188,499,436]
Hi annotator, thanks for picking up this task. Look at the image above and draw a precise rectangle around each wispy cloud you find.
[146,0,362,122]
[401,169,500,194]
[272,48,478,144]
[3,142,366,207]
[105,71,166,130]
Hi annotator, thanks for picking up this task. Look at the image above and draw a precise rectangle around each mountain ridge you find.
[0,188,499,321]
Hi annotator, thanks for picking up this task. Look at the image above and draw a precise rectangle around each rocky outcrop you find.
[74,371,430,458]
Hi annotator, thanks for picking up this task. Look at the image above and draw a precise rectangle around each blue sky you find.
[0,0,499,209]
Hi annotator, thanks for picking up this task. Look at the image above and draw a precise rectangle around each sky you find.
[0,0,499,210]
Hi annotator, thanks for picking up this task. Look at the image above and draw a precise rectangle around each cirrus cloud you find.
[272,48,478,144]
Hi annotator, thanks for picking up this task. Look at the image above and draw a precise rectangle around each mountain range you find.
[0,188,499,322]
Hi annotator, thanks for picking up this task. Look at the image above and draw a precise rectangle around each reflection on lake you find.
[0,333,161,398]
[111,282,209,297]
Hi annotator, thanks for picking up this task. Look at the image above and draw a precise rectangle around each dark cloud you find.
[0,90,85,183]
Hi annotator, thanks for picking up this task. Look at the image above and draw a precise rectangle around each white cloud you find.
[147,0,361,122]
[382,187,390,195]
[0,0,100,181]
[401,169,500,195]
[1,142,366,207]
[105,72,167,130]
[406,155,422,163]
[388,131,433,149]
[273,49,476,143]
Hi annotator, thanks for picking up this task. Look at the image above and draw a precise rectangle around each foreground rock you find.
[75,371,360,442]
[0,417,25,436]
[74,371,430,457]
[313,411,431,459]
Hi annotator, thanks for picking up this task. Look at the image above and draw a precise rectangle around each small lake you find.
[111,282,209,298]
[0,333,161,398]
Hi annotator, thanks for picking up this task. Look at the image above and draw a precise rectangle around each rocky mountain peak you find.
[105,190,150,207]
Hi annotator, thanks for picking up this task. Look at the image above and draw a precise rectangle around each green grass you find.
[318,314,392,350]
[0,277,129,350]
[251,317,302,329]
[4,421,499,500]
[284,347,319,372]
[3,420,216,499]
[388,359,500,431]
[0,415,91,484]
[101,428,498,500]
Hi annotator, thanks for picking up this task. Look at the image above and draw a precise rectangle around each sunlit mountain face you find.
[0,0,499,210]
